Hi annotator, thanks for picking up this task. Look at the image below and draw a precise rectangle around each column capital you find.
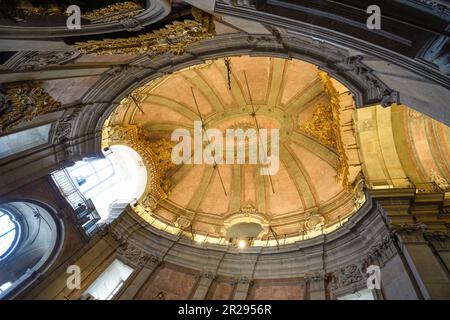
[391,222,427,243]
[198,270,216,280]
[304,272,326,283]
[424,231,450,250]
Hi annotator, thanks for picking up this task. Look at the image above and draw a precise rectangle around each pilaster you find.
[393,223,450,299]
[191,271,216,300]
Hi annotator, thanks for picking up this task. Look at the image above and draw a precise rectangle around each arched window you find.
[0,209,19,260]
[0,201,62,299]
[52,145,147,223]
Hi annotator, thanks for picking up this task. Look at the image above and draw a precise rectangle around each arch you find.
[0,199,64,299]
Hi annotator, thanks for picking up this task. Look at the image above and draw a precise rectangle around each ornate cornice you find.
[108,224,160,267]
[2,51,80,72]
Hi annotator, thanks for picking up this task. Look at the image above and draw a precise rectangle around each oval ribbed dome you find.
[105,55,363,244]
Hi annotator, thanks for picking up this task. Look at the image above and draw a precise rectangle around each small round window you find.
[0,210,19,260]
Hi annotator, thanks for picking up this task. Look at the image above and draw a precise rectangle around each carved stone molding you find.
[120,17,143,32]
[429,169,450,191]
[335,264,364,288]
[52,108,81,144]
[238,276,252,285]
[218,0,257,9]
[341,55,400,108]
[116,240,160,268]
[2,51,80,72]
[328,233,398,292]
[117,241,149,267]
[363,234,397,268]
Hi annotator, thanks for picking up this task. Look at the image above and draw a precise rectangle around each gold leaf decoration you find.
[82,1,144,23]
[14,2,67,16]
[301,72,350,189]
[145,137,177,180]
[0,81,61,133]
[302,103,336,148]
[75,10,215,56]
[104,125,177,198]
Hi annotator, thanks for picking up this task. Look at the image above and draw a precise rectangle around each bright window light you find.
[0,124,51,159]
[62,145,147,222]
[83,259,133,300]
[0,282,12,294]
[0,210,17,258]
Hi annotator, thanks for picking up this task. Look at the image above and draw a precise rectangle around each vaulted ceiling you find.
[107,55,363,240]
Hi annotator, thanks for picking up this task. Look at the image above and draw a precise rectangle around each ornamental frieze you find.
[330,233,397,290]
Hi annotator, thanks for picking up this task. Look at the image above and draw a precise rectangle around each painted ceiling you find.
[106,55,365,243]
[103,55,450,245]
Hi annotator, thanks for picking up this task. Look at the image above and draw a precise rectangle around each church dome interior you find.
[104,55,365,246]
[0,0,449,304]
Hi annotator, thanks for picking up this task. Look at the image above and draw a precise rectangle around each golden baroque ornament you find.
[302,102,336,148]
[75,9,215,56]
[0,81,61,133]
[103,125,178,199]
[301,72,350,190]
[82,1,144,24]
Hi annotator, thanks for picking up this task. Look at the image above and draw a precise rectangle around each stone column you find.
[393,223,450,299]
[232,276,252,300]
[306,273,326,300]
[191,271,215,300]
[118,254,160,300]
